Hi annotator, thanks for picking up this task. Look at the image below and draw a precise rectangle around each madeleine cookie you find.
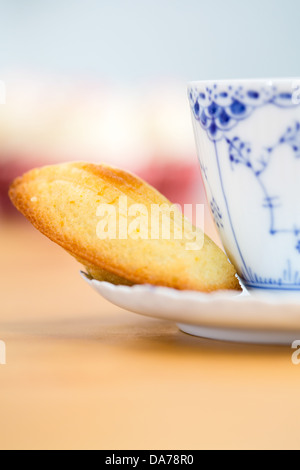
[9,162,241,292]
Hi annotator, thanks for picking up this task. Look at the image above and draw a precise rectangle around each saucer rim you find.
[81,272,300,335]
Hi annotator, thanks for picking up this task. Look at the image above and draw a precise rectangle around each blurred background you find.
[1,0,300,222]
[2,0,300,450]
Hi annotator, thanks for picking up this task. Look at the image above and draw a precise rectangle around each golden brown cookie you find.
[9,162,241,292]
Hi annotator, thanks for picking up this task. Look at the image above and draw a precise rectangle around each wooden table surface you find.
[1,219,300,450]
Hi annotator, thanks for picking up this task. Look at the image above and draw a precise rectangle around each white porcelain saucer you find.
[81,272,300,345]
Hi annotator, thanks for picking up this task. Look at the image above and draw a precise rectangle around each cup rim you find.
[188,77,300,88]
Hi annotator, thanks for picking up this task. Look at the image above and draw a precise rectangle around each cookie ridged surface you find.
[9,162,241,292]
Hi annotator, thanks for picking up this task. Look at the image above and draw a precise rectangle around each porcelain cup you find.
[188,78,300,292]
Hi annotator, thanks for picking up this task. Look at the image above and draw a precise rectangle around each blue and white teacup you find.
[188,78,300,292]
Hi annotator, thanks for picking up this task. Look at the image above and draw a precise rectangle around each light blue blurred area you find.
[0,0,299,82]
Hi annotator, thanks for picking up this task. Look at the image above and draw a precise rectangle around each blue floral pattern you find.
[210,197,223,229]
[225,124,300,252]
[189,84,295,141]
[189,83,300,289]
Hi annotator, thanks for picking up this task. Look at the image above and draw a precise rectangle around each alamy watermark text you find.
[95,196,205,251]
[0,341,6,365]
[292,340,300,365]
